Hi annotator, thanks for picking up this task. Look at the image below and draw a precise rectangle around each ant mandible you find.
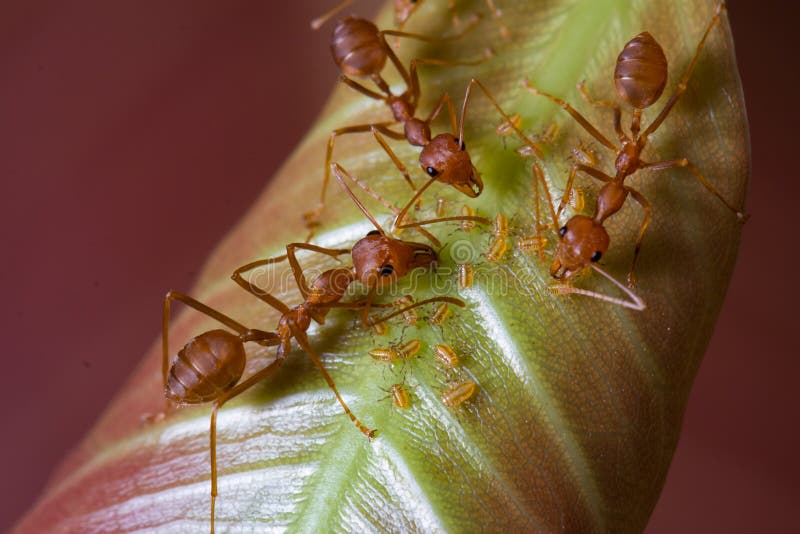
[522,1,746,288]
[305,5,494,229]
[161,172,465,533]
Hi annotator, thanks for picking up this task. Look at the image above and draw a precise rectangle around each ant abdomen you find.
[165,329,246,404]
[331,17,387,77]
[614,32,668,109]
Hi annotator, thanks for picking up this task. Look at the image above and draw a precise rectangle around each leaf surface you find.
[17,1,748,532]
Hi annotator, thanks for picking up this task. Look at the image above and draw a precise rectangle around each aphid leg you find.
[290,324,376,438]
[462,78,544,157]
[551,264,646,311]
[640,158,747,221]
[577,81,626,142]
[522,79,618,151]
[640,2,726,139]
[368,296,466,327]
[623,187,652,287]
[331,162,440,245]
[305,121,402,228]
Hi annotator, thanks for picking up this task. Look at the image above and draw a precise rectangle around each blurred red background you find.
[0,1,796,531]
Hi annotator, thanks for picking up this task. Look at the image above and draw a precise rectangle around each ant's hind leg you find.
[623,187,652,288]
[522,80,618,152]
[641,158,747,221]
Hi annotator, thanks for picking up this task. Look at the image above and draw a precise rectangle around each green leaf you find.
[17,0,747,532]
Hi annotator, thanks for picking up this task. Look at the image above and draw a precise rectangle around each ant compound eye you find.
[366,230,381,237]
[559,226,567,237]
[455,137,466,150]
[380,265,395,277]
[426,166,439,177]
[591,251,602,262]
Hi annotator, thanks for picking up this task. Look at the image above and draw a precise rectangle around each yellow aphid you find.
[496,113,521,136]
[492,213,508,238]
[441,380,477,407]
[371,320,388,336]
[569,187,586,211]
[434,344,460,367]
[460,205,476,232]
[393,295,417,326]
[436,198,447,217]
[517,234,548,252]
[369,339,421,362]
[386,383,411,409]
[458,263,474,288]
[429,302,451,326]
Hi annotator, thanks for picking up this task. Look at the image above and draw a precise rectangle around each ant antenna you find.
[311,0,353,30]
[331,163,387,235]
[551,264,646,311]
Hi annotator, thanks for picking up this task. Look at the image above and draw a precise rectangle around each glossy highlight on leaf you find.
[16,0,748,532]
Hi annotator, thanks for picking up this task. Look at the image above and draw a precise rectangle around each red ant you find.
[520,2,745,296]
[306,6,495,230]
[161,171,465,533]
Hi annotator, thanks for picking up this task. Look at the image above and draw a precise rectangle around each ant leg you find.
[368,297,466,326]
[392,174,444,244]
[408,52,494,109]
[338,75,389,101]
[285,242,353,299]
[290,324,376,438]
[462,78,543,157]
[551,264,646,311]
[423,92,458,136]
[310,0,352,30]
[641,2,726,140]
[370,126,415,191]
[522,80,618,151]
[305,121,401,228]
[641,158,747,221]
[623,187,652,287]
[331,162,440,246]
[395,214,492,230]
[577,81,626,142]
[209,339,290,533]
[524,162,558,262]
[557,164,613,218]
[231,255,293,314]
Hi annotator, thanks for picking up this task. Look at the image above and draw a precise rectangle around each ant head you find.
[393,0,424,28]
[351,230,437,288]
[614,31,668,109]
[550,215,610,279]
[420,134,483,197]
[331,17,387,77]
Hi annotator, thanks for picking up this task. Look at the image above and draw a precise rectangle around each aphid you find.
[460,205,476,232]
[523,2,745,294]
[496,113,521,137]
[441,380,477,407]
[369,339,422,363]
[380,382,412,410]
[517,234,548,253]
[394,0,510,41]
[436,197,448,217]
[429,302,451,325]
[458,263,474,288]
[163,168,466,533]
[486,212,509,262]
[305,9,493,229]
[434,344,461,367]
[393,295,418,326]
[371,320,389,336]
